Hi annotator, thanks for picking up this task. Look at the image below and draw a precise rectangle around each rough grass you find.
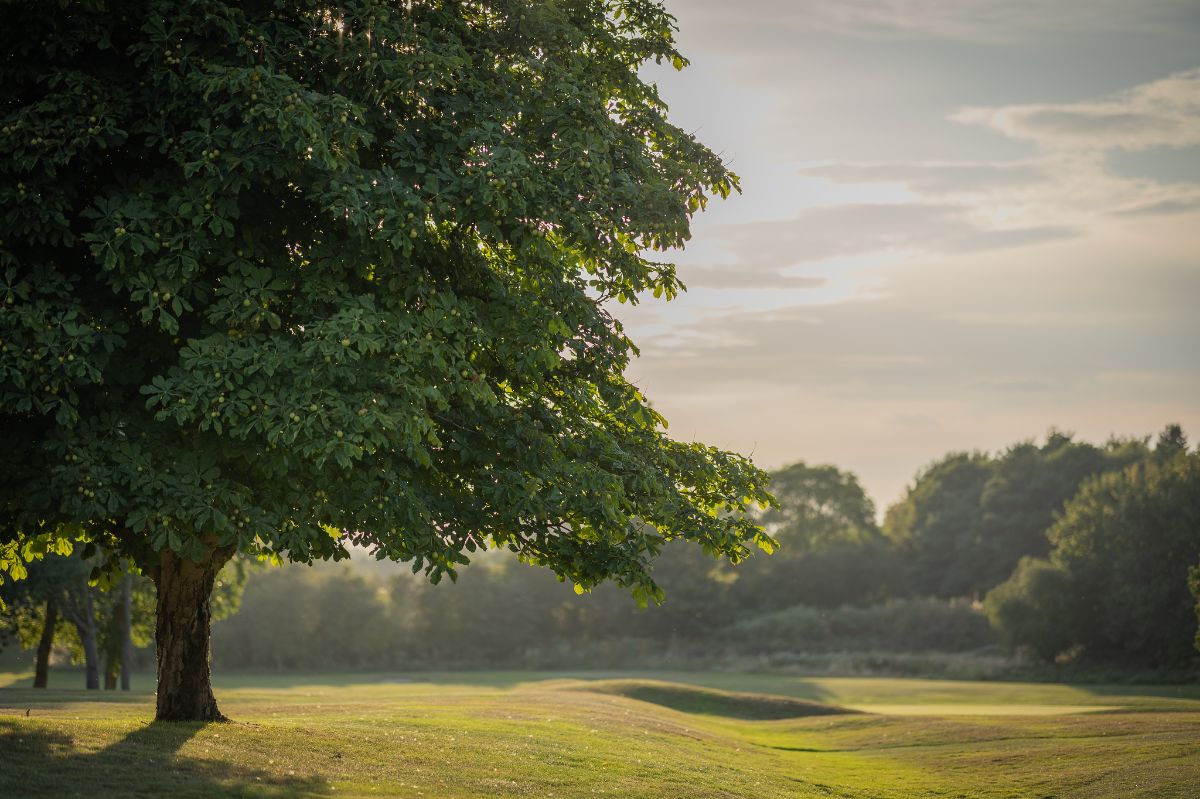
[1,671,1198,798]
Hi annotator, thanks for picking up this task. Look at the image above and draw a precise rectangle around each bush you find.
[983,558,1077,661]
[722,598,998,654]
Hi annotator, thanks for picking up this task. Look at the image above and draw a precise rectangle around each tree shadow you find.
[0,718,329,798]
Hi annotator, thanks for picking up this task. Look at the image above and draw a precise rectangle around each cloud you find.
[624,213,1200,504]
[636,215,1200,397]
[799,161,1049,195]
[682,203,1076,288]
[1112,197,1200,217]
[629,9,1200,507]
[953,69,1200,151]
[672,0,1200,43]
[796,71,1200,232]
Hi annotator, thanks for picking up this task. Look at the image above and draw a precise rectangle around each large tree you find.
[1,0,773,721]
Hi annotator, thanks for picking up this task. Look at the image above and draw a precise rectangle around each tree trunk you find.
[79,589,101,691]
[121,574,133,691]
[154,547,231,722]
[104,659,118,690]
[33,598,58,689]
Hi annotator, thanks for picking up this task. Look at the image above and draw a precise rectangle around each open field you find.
[2,671,1198,798]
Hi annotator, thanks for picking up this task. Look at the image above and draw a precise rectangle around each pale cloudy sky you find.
[619,0,1200,511]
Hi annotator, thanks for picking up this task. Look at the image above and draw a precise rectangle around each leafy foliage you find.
[729,461,897,610]
[1,0,771,604]
[1190,558,1200,654]
[211,427,1199,672]
[1,551,243,682]
[986,451,1200,666]
[0,555,95,650]
[756,462,878,550]
[982,557,1076,661]
[884,433,1150,598]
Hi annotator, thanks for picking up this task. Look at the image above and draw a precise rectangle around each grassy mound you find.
[571,678,855,719]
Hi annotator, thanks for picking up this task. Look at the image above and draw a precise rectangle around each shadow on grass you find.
[575,679,857,720]
[0,718,328,798]
[0,686,154,707]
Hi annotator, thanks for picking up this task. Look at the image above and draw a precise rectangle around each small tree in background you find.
[1,1,772,721]
[883,452,994,597]
[0,552,223,690]
[1,555,102,689]
[731,461,895,611]
[982,557,1077,662]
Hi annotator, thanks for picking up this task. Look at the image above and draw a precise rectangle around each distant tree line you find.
[8,424,1199,677]
[985,433,1199,668]
[206,424,1200,673]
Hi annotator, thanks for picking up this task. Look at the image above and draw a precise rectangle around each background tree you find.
[981,557,1077,662]
[0,562,62,688]
[883,452,994,597]
[884,433,1150,599]
[1190,558,1200,654]
[97,571,161,690]
[969,433,1148,594]
[0,552,204,689]
[1,0,772,721]
[0,555,101,689]
[214,563,392,670]
[1155,424,1188,462]
[985,449,1200,667]
[730,462,894,611]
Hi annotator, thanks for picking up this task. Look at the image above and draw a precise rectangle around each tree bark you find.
[121,574,133,691]
[154,547,232,722]
[56,582,101,690]
[79,588,101,691]
[33,598,58,689]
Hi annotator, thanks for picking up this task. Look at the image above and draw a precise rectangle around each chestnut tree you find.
[0,0,773,721]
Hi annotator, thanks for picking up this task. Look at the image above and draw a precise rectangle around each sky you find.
[618,0,1200,512]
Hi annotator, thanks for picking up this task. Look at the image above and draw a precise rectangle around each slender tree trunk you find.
[104,657,118,690]
[154,547,231,722]
[121,574,133,691]
[79,589,101,691]
[33,598,58,689]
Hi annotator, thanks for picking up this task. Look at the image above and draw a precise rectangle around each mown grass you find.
[1,670,1197,798]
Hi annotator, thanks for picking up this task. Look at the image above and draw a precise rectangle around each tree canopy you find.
[883,434,1149,598]
[986,450,1200,666]
[727,461,895,610]
[1,0,772,719]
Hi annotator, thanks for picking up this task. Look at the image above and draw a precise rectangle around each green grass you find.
[2,671,1198,797]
